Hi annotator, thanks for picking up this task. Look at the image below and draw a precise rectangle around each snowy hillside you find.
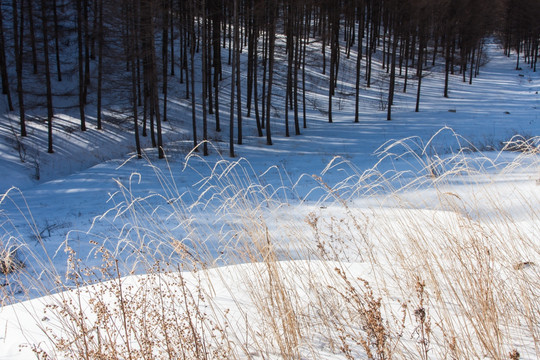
[0,14,539,360]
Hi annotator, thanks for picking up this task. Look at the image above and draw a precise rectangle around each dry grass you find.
[0,244,23,275]
[1,132,539,359]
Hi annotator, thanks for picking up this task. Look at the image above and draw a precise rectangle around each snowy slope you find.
[0,38,539,359]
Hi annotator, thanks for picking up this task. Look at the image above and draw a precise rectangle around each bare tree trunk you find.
[229,0,237,156]
[265,3,276,146]
[96,0,104,130]
[261,22,267,129]
[235,0,242,146]
[387,27,398,120]
[0,5,13,111]
[469,44,476,84]
[293,6,300,136]
[128,0,141,158]
[415,33,424,113]
[83,0,90,102]
[170,3,175,76]
[12,0,26,135]
[212,3,221,131]
[41,0,54,153]
[354,5,362,123]
[202,0,209,156]
[328,7,339,123]
[302,5,308,128]
[141,0,163,158]
[189,0,197,150]
[27,0,38,74]
[162,0,169,122]
[91,0,97,59]
[246,0,254,118]
[444,34,451,97]
[77,0,86,131]
[285,3,292,136]
[53,0,61,81]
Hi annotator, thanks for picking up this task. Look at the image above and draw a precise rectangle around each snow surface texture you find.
[0,41,539,359]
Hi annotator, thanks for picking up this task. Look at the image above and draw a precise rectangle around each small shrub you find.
[0,245,24,275]
[509,349,520,360]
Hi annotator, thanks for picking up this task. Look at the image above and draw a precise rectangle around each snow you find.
[0,39,539,359]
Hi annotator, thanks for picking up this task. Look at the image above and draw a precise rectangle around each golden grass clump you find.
[1,131,539,359]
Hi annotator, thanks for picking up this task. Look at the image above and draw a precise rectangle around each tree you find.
[387,11,398,121]
[327,2,340,123]
[229,0,238,156]
[265,1,276,146]
[27,0,38,74]
[187,0,197,150]
[127,0,142,158]
[140,0,164,158]
[53,0,62,81]
[161,0,169,123]
[0,4,13,112]
[354,1,363,123]
[12,0,26,135]
[202,0,209,156]
[96,0,104,130]
[41,0,54,153]
[77,0,86,131]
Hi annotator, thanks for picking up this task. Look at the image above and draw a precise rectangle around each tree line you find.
[1,0,538,159]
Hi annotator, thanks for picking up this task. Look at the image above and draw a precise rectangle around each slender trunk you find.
[162,0,169,122]
[12,0,26,135]
[0,5,13,111]
[83,0,90,103]
[354,8,362,123]
[415,34,424,113]
[285,4,292,136]
[432,34,438,66]
[235,0,242,145]
[53,0,61,81]
[77,0,86,130]
[143,0,163,158]
[246,5,254,118]
[27,0,38,74]
[97,0,104,130]
[444,34,451,97]
[229,0,237,156]
[302,6,308,128]
[266,5,276,146]
[516,39,520,70]
[190,1,197,150]
[41,0,54,153]
[403,32,410,92]
[91,0,97,59]
[206,21,213,116]
[135,3,142,106]
[128,1,141,158]
[469,45,475,85]
[212,3,221,131]
[170,1,175,76]
[322,14,326,74]
[261,24,267,129]
[387,28,397,120]
[293,8,300,136]
[253,23,262,136]
[328,9,339,123]
[202,0,208,156]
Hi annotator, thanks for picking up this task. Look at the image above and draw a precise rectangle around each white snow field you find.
[0,39,539,359]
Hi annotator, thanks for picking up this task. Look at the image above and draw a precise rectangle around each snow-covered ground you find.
[0,40,539,359]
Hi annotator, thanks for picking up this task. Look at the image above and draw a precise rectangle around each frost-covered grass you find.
[1,132,539,359]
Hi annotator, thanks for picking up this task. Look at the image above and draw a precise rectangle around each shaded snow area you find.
[0,41,539,359]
